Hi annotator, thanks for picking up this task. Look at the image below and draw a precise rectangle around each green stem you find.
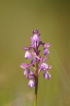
[34,77,38,106]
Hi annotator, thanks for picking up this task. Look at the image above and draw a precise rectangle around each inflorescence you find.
[20,30,52,88]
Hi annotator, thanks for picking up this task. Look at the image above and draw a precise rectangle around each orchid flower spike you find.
[20,30,52,88]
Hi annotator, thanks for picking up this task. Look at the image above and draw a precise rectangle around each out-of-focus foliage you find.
[0,0,70,106]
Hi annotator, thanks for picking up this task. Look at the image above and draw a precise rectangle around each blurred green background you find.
[0,0,70,106]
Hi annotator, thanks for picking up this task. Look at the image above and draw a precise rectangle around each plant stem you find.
[34,77,38,106]
[34,41,38,106]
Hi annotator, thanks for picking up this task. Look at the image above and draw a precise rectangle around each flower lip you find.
[28,80,35,88]
[24,51,32,59]
[40,62,49,70]
[31,56,36,63]
[23,68,30,76]
[43,71,51,79]
[27,71,35,79]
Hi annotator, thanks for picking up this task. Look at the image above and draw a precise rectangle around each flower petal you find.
[23,46,32,51]
[32,30,39,34]
[27,75,34,79]
[48,65,52,69]
[27,71,35,79]
[31,41,39,48]
[24,51,32,59]
[20,63,28,69]
[30,71,34,75]
[42,57,49,62]
[44,43,51,48]
[31,56,36,64]
[40,41,51,48]
[28,80,35,88]
[20,62,35,69]
[40,62,48,70]
[44,48,50,55]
